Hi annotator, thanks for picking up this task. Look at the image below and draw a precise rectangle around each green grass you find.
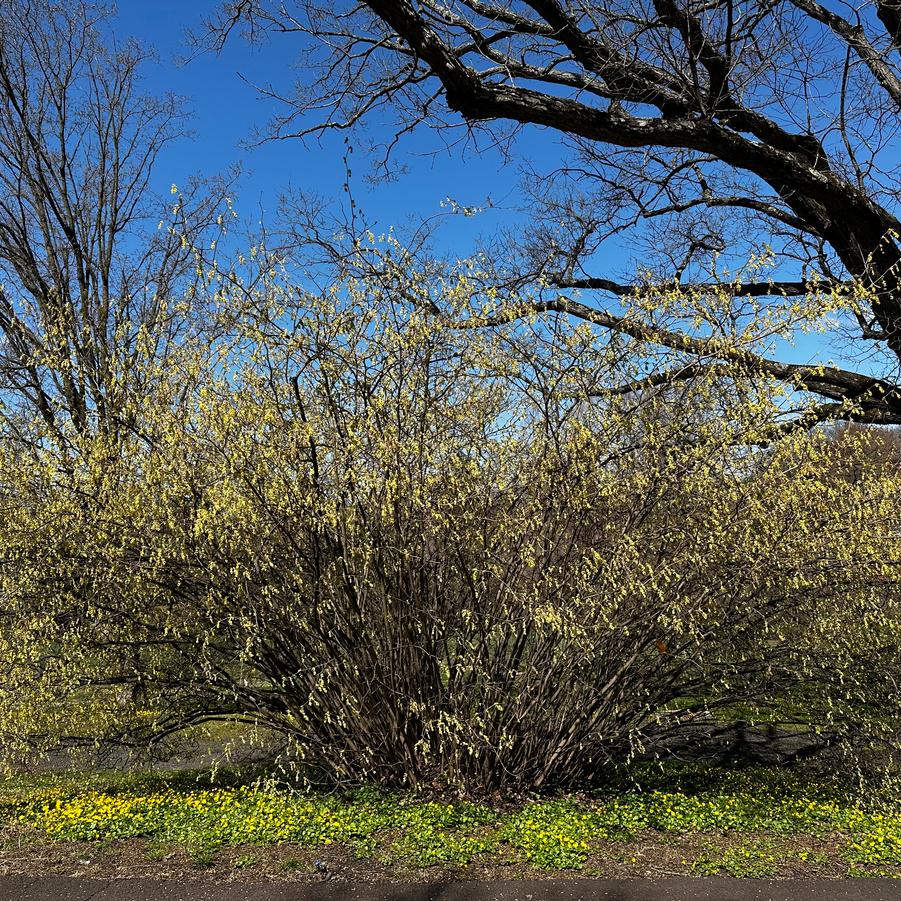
[1,763,899,876]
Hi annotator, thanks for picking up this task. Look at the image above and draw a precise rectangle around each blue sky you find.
[112,2,852,370]
[115,2,555,255]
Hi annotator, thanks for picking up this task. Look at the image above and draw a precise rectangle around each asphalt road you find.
[0,879,898,901]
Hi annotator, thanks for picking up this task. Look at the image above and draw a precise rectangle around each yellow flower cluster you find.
[4,766,901,873]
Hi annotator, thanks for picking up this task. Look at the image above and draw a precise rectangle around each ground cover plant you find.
[0,764,898,880]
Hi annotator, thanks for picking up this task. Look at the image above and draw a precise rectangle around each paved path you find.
[0,878,898,901]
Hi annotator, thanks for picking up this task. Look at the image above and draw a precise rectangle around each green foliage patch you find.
[691,838,782,877]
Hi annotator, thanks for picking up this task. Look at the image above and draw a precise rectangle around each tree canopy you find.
[203,0,901,425]
[0,0,230,440]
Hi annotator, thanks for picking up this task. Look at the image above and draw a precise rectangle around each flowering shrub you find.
[0,253,899,792]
